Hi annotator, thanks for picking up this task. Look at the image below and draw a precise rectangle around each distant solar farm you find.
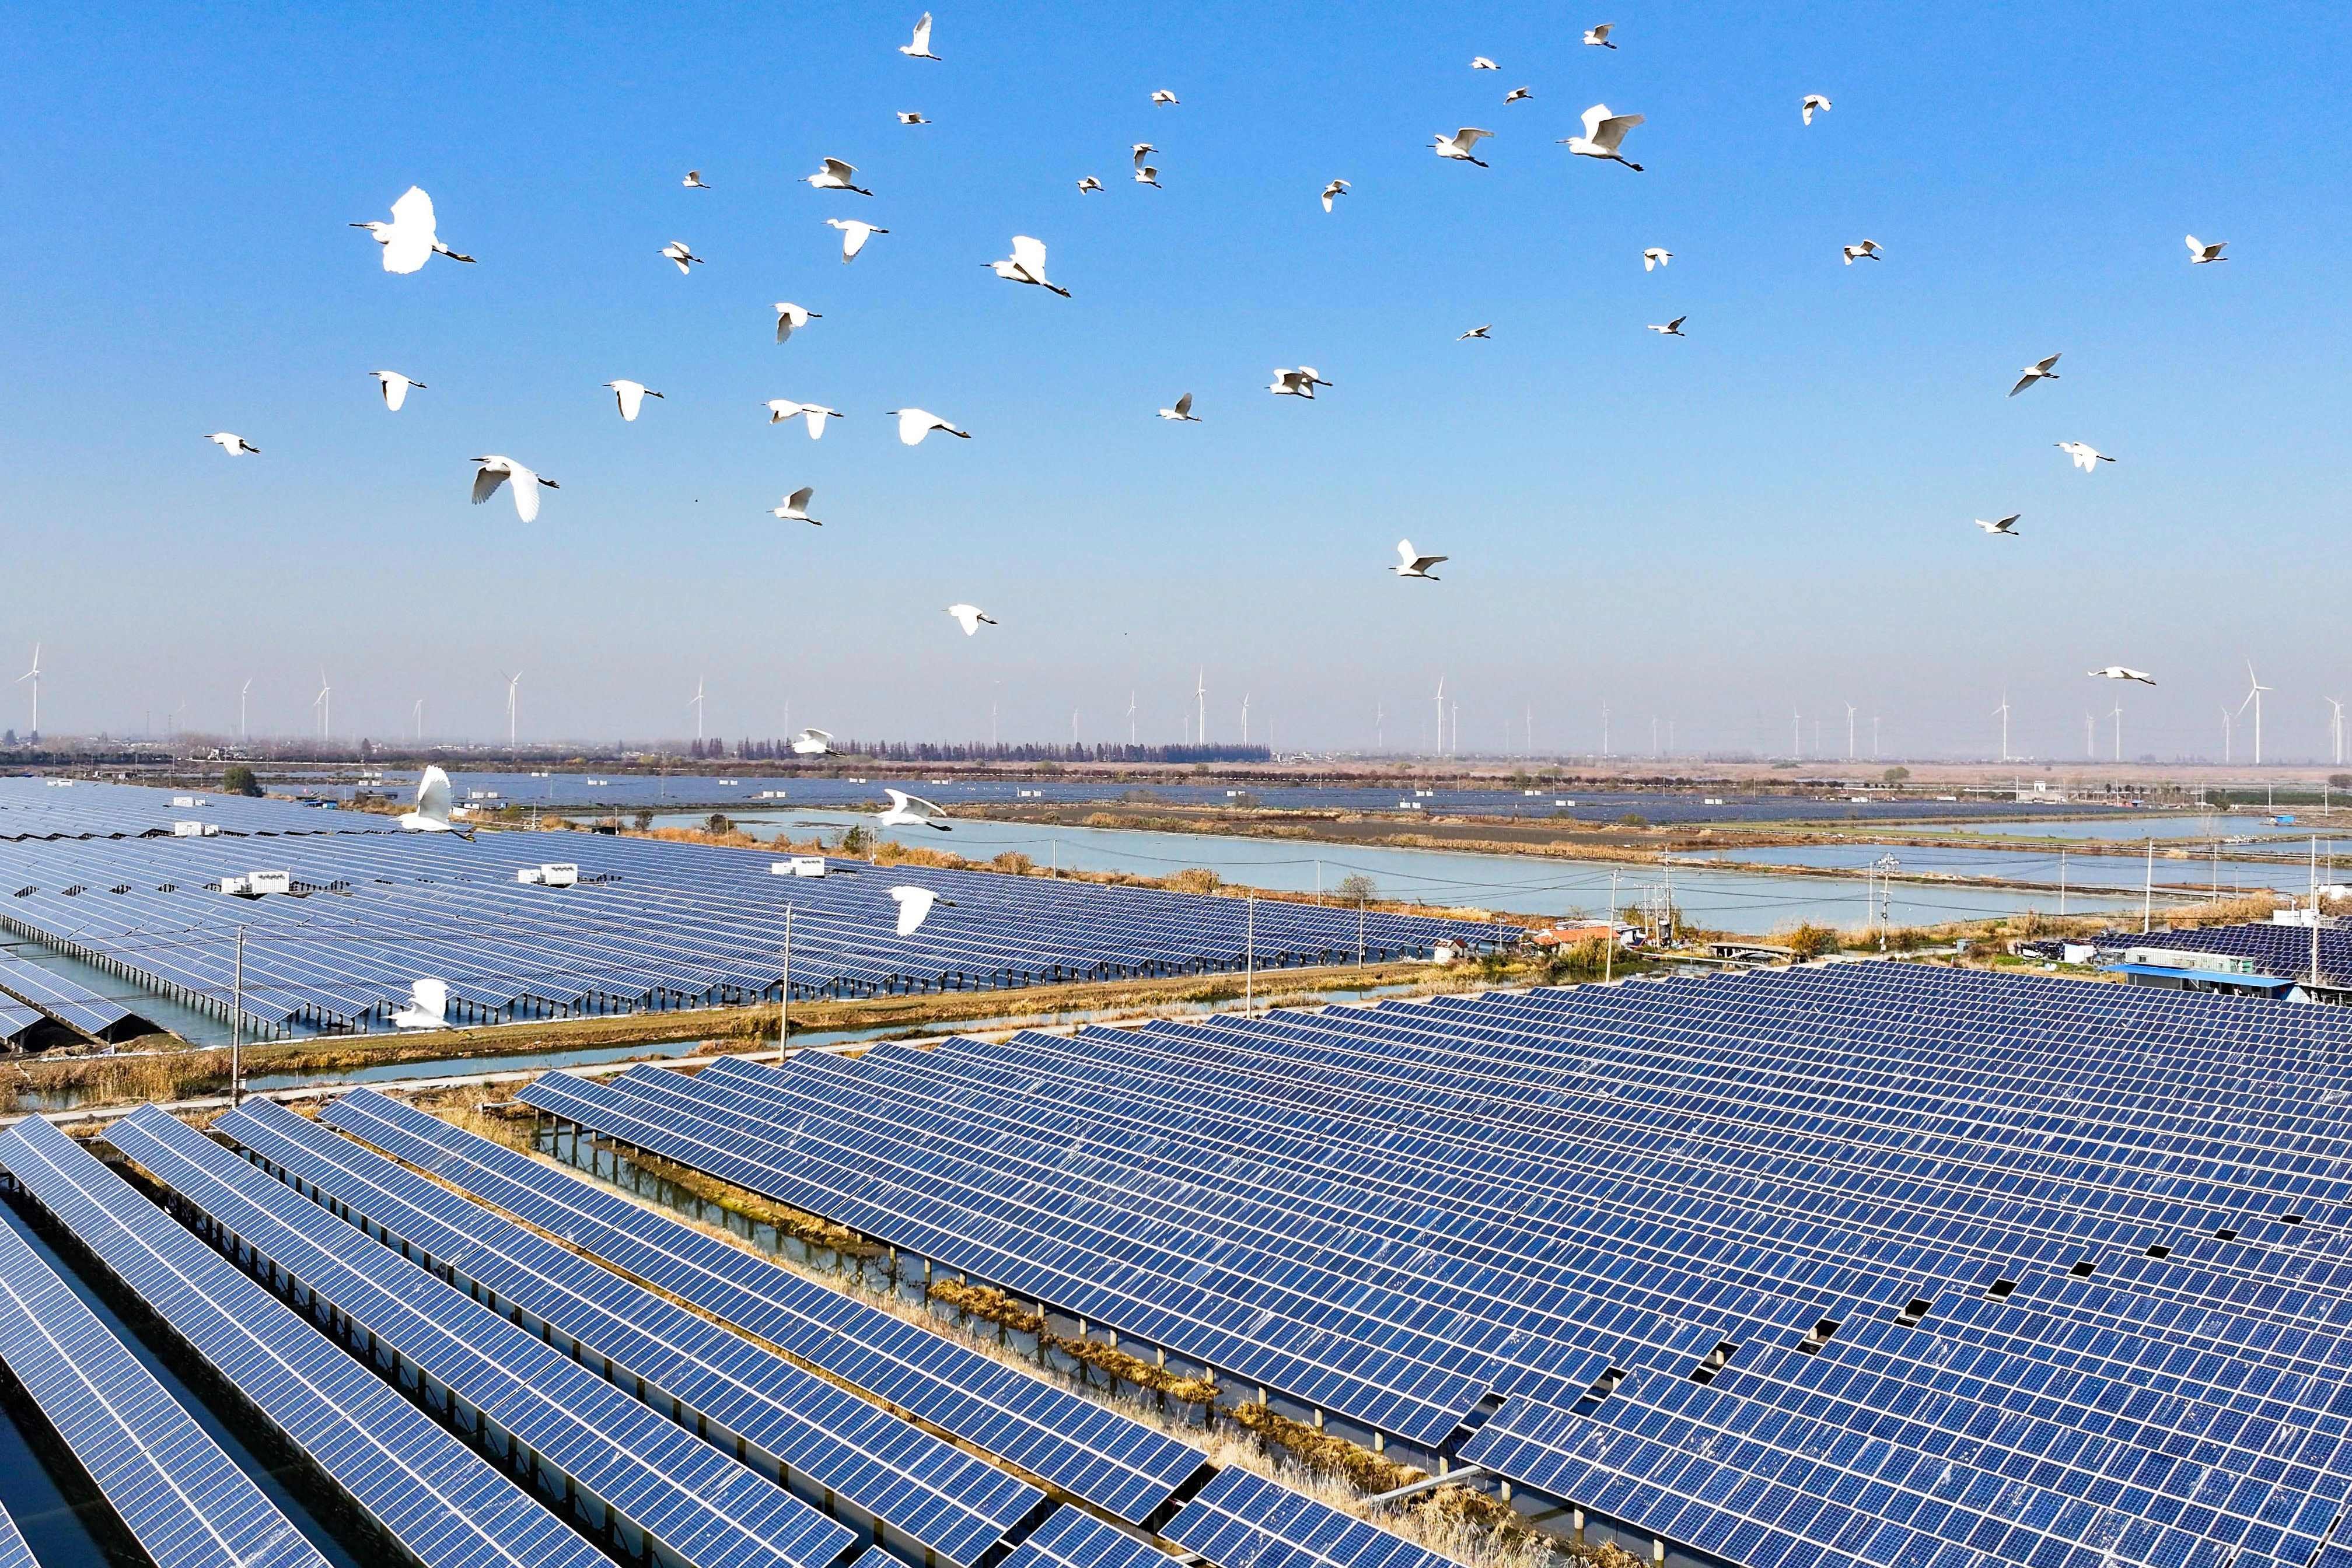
[0,779,1508,1040]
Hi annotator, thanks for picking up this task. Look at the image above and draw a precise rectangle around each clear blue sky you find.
[5,2,2346,761]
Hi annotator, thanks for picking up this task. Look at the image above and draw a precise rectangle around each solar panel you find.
[0,951,138,1039]
[0,1115,614,1568]
[991,1506,1178,1568]
[218,1098,1044,1568]
[318,1087,1208,1524]
[103,1106,859,1568]
[0,1202,328,1568]
[1162,1468,1451,1568]
[0,1497,33,1568]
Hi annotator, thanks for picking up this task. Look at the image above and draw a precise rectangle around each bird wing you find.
[2037,354,2061,372]
[910,12,932,50]
[906,793,947,816]
[802,407,832,438]
[1396,540,1416,566]
[509,464,543,522]
[841,223,871,258]
[1454,127,1493,147]
[1581,103,1609,140]
[1668,316,1686,330]
[1590,24,1612,40]
[884,788,913,813]
[2185,235,2201,257]
[1418,555,1448,572]
[471,463,508,506]
[897,408,934,444]
[1594,113,1643,150]
[2007,373,2036,397]
[822,158,858,181]
[786,486,814,511]
[1173,392,1193,416]
[613,382,644,420]
[890,887,936,936]
[1011,234,1049,277]
[380,376,408,411]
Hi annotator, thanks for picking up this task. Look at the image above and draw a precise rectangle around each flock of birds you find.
[187,12,2244,724]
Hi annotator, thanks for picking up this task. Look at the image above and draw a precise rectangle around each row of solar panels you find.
[0,827,1508,1033]
[2113,920,2352,989]
[0,950,145,1042]
[0,778,394,841]
[518,963,2352,1568]
[0,1101,1456,1568]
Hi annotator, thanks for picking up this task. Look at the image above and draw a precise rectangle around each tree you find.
[632,809,655,831]
[1882,766,1911,785]
[840,824,873,857]
[1334,872,1379,904]
[2333,774,2352,790]
[222,764,263,797]
[705,812,735,835]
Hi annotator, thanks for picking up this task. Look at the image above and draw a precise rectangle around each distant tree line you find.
[684,738,1273,764]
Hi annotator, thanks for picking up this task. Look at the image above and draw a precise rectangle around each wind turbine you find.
[2220,705,2234,765]
[1240,692,1250,744]
[691,677,706,741]
[1194,669,1205,746]
[2330,698,2347,766]
[1127,691,1136,746]
[2239,662,2271,765]
[239,678,251,742]
[1434,677,1446,757]
[314,671,331,741]
[1375,698,1384,751]
[2084,712,2095,760]
[504,672,521,747]
[1791,710,1801,760]
[2112,699,2123,762]
[15,645,39,736]
[1844,702,1856,761]
[412,698,424,742]
[1992,692,2011,762]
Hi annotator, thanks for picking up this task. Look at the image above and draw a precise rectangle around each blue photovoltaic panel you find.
[1163,1468,1451,1568]
[523,961,2352,1568]
[0,1200,327,1568]
[0,953,135,1039]
[103,1107,857,1568]
[0,1499,33,1568]
[0,998,43,1046]
[319,1087,1208,1524]
[219,1099,1040,1568]
[0,1116,612,1568]
[993,1506,1179,1568]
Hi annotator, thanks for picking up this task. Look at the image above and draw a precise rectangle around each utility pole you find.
[2142,838,2154,934]
[230,928,245,1108]
[1243,894,1255,1012]
[2059,850,2067,917]
[2312,836,2323,989]
[776,905,793,1063]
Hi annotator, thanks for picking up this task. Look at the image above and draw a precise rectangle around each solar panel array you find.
[0,778,396,841]
[104,1105,860,1568]
[0,1497,31,1568]
[0,821,1505,1036]
[217,1097,1049,1568]
[2111,921,2352,989]
[0,995,43,1048]
[523,961,2352,1568]
[0,1114,616,1568]
[0,950,144,1040]
[0,1200,329,1568]
[317,1086,1209,1525]
[992,1504,1182,1568]
[1163,1469,1453,1568]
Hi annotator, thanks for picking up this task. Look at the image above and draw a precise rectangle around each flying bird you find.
[2008,354,2062,397]
[2055,441,2116,472]
[824,218,889,261]
[395,766,467,835]
[1393,541,1446,579]
[1470,56,1498,69]
[368,372,424,411]
[1647,316,1686,336]
[1458,324,1491,340]
[1433,127,1495,167]
[1270,367,1331,397]
[897,111,931,125]
[1561,104,1644,170]
[2089,666,2157,685]
[879,789,952,830]
[2186,235,2228,264]
[891,408,970,445]
[766,400,843,438]
[1134,166,1161,187]
[988,235,1069,296]
[1584,23,1617,48]
[1131,143,1155,168]
[1642,247,1672,271]
[788,727,833,755]
[1504,87,1533,104]
[1158,392,1200,421]
[683,170,711,189]
[389,977,452,1029]
[470,456,558,522]
[604,380,663,421]
[773,302,821,344]
[1974,514,2022,536]
[888,885,955,935]
[1151,89,1179,106]
[1841,239,1883,264]
[659,240,705,275]
[768,486,822,524]
[900,12,939,59]
[944,604,995,636]
[1320,179,1349,212]
[204,431,259,455]
[1801,94,1832,125]
[350,186,474,274]
[805,157,871,195]
[1077,176,1103,193]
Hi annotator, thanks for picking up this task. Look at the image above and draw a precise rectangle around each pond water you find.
[1702,841,2341,896]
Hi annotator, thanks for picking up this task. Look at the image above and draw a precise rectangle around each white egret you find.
[368,371,424,411]
[789,727,833,755]
[1151,89,1179,106]
[900,12,939,59]
[1647,316,1686,336]
[2056,442,2116,471]
[1841,239,1883,264]
[1320,178,1348,212]
[1458,324,1491,340]
[350,186,474,274]
[773,301,821,344]
[1504,87,1532,104]
[879,789,952,830]
[204,432,259,455]
[766,400,842,438]
[1158,393,1199,421]
[944,604,996,635]
[1801,94,1832,125]
[396,766,464,833]
[1077,176,1103,193]
[1131,143,1155,167]
[471,456,558,522]
[1975,514,2022,536]
[1134,166,1161,187]
[1642,247,1672,271]
[1433,127,1495,166]
[1560,104,1644,170]
[988,235,1069,296]
[825,218,889,261]
[1470,56,1498,69]
[604,380,663,421]
[1394,541,1446,579]
[805,157,872,195]
[2089,666,2157,685]
[891,408,970,445]
[897,111,931,125]
[768,487,822,524]
[389,977,451,1030]
[1584,23,1617,47]
[683,170,711,189]
[2008,354,2061,397]
[2186,235,2228,264]
[659,240,705,274]
[1270,368,1331,397]
[888,886,955,935]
